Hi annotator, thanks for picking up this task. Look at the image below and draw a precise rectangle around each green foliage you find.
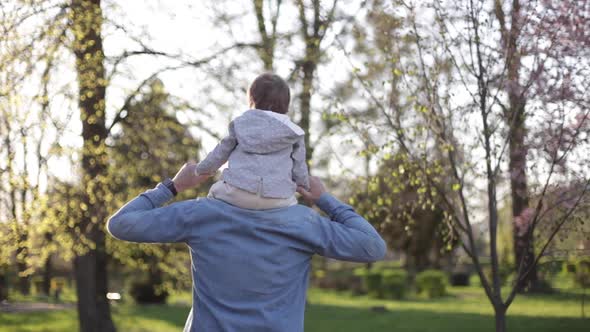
[381,269,408,299]
[449,272,470,286]
[563,258,590,288]
[355,268,408,299]
[415,269,447,298]
[107,79,208,292]
[350,152,456,272]
[0,273,7,301]
[129,279,169,304]
[363,270,383,298]
[314,268,363,293]
[468,265,518,289]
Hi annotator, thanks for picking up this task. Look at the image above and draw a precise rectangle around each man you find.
[108,162,386,331]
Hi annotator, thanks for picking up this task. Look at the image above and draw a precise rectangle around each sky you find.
[3,0,588,229]
[53,0,365,179]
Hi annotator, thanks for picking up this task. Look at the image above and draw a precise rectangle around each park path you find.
[0,301,74,313]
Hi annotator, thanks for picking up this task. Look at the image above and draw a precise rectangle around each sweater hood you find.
[233,109,304,154]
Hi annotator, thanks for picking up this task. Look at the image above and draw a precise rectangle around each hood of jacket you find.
[233,109,304,154]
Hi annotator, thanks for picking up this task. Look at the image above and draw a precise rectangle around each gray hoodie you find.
[196,109,310,199]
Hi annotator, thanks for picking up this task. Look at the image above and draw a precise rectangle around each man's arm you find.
[107,184,188,243]
[107,163,211,243]
[297,177,387,262]
[196,122,237,175]
[291,137,310,190]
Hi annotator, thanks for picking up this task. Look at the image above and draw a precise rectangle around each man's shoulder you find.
[193,197,321,220]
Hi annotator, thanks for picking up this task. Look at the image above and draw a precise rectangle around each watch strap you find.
[163,178,178,196]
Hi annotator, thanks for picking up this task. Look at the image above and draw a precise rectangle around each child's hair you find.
[247,73,290,114]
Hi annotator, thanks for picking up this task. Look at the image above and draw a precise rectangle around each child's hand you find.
[296,176,326,206]
[172,161,212,193]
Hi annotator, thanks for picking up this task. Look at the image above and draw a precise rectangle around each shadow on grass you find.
[304,303,588,332]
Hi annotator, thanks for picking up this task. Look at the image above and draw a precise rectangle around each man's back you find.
[186,199,315,331]
[107,168,386,332]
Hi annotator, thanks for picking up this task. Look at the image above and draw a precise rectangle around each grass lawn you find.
[0,286,587,332]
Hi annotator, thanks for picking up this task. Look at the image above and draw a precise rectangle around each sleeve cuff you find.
[315,193,343,219]
[140,183,174,207]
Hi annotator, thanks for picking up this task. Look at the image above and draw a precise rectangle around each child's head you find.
[247,73,290,114]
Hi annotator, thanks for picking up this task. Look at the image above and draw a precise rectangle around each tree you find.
[351,153,456,274]
[492,0,590,292]
[328,0,589,330]
[69,0,116,330]
[207,0,341,168]
[108,79,206,295]
[294,0,338,164]
[2,1,248,328]
[0,3,64,294]
[252,0,284,71]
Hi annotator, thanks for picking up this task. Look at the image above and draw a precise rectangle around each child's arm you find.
[196,122,237,175]
[291,136,310,190]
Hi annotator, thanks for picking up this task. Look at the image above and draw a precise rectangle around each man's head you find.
[247,73,290,114]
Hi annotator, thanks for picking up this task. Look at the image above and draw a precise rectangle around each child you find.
[196,73,310,209]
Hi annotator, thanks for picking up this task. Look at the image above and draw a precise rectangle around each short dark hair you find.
[247,73,291,114]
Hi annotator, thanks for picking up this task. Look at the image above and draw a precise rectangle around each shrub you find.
[357,268,408,299]
[0,274,6,301]
[381,269,408,299]
[563,261,577,274]
[353,267,367,278]
[559,258,590,290]
[470,266,514,287]
[469,273,483,287]
[416,269,447,298]
[31,276,45,295]
[315,269,364,294]
[129,280,169,304]
[363,270,383,298]
[449,272,470,286]
[573,258,590,288]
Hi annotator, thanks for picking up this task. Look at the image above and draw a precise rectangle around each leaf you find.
[452,183,461,191]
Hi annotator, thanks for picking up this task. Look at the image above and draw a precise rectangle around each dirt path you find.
[0,301,74,313]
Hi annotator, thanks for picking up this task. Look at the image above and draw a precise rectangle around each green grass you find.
[305,287,588,332]
[0,287,587,332]
[0,304,189,332]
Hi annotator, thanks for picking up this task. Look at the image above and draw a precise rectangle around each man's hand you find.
[172,161,212,193]
[296,176,327,206]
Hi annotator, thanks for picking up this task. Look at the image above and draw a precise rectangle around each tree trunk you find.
[16,258,31,295]
[508,105,538,292]
[74,231,114,332]
[42,232,53,296]
[494,305,507,332]
[582,286,586,318]
[496,0,539,293]
[252,0,276,71]
[42,254,52,296]
[6,133,30,295]
[16,232,30,295]
[70,0,116,331]
[300,61,315,163]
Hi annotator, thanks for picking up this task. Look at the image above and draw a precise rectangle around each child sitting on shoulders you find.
[196,73,310,210]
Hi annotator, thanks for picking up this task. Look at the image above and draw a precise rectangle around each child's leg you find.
[207,180,225,198]
[209,181,296,210]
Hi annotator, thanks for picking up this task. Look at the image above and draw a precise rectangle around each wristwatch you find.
[162,178,178,196]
